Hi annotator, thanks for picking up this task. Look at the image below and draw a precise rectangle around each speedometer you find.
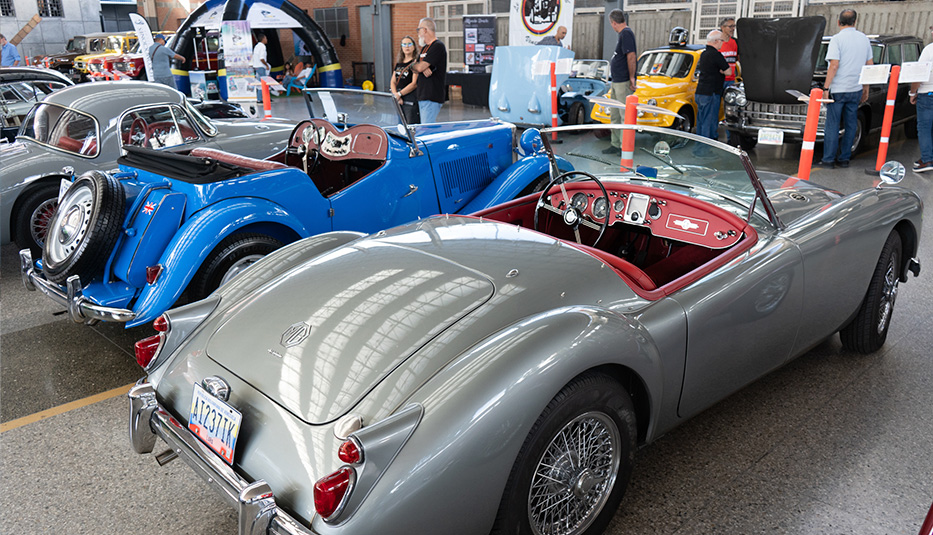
[593,197,608,219]
[571,193,588,211]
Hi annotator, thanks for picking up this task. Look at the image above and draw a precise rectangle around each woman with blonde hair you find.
[390,35,420,124]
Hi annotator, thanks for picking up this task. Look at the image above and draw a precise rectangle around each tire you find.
[568,102,586,126]
[674,107,694,133]
[903,116,918,139]
[739,134,758,150]
[839,231,901,354]
[42,171,124,285]
[189,233,283,300]
[14,182,60,258]
[491,373,637,535]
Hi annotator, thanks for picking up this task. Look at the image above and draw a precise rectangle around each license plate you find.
[58,178,71,202]
[189,382,242,464]
[758,128,784,145]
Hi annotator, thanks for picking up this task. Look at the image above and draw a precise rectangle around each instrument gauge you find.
[571,192,588,211]
[613,199,625,213]
[593,197,609,219]
[648,201,662,219]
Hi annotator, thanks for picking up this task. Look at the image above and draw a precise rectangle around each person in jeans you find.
[252,33,271,103]
[149,34,185,89]
[695,30,731,142]
[412,18,446,124]
[602,9,637,154]
[909,25,933,173]
[817,9,872,169]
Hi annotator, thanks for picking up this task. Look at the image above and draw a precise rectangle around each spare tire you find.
[43,171,125,285]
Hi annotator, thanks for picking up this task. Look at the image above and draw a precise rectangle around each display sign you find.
[128,13,155,82]
[900,61,933,84]
[858,64,891,86]
[508,0,574,47]
[463,15,496,74]
[221,20,255,101]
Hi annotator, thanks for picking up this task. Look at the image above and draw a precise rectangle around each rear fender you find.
[320,306,663,535]
[126,198,312,327]
[459,154,571,213]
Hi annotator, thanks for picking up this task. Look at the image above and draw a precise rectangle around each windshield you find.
[571,60,609,80]
[184,100,217,136]
[540,125,771,223]
[68,37,84,52]
[19,103,100,157]
[304,89,405,132]
[637,51,694,79]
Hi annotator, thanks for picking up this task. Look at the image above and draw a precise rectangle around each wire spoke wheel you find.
[877,251,899,334]
[527,412,621,535]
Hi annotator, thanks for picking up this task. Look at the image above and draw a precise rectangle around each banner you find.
[128,13,155,82]
[463,16,496,73]
[508,0,573,47]
[221,20,255,101]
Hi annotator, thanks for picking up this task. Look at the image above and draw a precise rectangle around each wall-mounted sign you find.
[463,15,496,73]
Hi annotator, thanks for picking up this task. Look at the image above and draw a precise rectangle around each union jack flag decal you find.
[142,201,157,215]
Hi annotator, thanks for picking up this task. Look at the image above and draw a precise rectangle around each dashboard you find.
[544,182,746,249]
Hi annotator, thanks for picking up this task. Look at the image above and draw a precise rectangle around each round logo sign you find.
[521,0,560,35]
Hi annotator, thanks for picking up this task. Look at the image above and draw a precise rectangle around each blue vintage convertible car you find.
[21,89,555,328]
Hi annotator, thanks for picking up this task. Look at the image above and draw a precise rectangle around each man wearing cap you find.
[909,25,933,173]
[149,34,184,89]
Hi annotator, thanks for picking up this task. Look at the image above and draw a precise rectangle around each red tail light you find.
[153,315,169,332]
[337,439,362,464]
[313,467,354,519]
[134,334,161,367]
[146,264,163,284]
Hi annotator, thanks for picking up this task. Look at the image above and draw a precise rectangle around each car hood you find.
[205,239,495,424]
[760,172,843,225]
[737,17,826,104]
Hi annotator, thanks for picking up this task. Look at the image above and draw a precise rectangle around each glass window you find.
[1,0,15,17]
[637,52,694,79]
[36,0,63,17]
[902,43,920,63]
[872,44,883,65]
[68,37,83,52]
[886,44,902,66]
[313,7,349,40]
[120,105,201,149]
[21,103,99,157]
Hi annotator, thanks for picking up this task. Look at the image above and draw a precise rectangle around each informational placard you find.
[463,16,496,74]
[221,20,255,101]
[128,13,155,82]
[509,0,574,47]
[858,64,891,85]
[900,61,933,84]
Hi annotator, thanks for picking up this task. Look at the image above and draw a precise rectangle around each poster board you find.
[508,0,574,47]
[463,16,496,74]
[221,21,255,101]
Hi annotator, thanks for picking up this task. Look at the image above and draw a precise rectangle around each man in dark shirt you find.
[695,30,731,141]
[603,9,637,154]
[413,17,447,124]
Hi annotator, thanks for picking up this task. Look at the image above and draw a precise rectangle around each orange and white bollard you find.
[261,80,272,120]
[796,87,823,181]
[620,94,638,171]
[875,65,900,172]
[550,62,558,141]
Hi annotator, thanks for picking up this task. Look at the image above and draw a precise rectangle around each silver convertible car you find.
[127,125,922,535]
[0,81,293,255]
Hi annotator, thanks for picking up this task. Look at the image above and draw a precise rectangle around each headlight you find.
[646,98,657,106]
[735,93,747,106]
[724,92,736,104]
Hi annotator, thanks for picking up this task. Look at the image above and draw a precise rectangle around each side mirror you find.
[878,161,905,185]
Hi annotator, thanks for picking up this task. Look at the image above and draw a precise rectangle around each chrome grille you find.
[745,100,826,130]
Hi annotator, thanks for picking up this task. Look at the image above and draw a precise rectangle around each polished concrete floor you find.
[2,96,932,534]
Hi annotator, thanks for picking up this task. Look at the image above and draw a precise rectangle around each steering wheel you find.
[304,147,321,175]
[534,170,610,247]
[129,117,149,145]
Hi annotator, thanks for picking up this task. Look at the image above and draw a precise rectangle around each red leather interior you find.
[189,147,288,172]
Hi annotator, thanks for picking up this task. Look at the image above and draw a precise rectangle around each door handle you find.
[447,144,460,151]
[402,184,418,198]
[255,125,270,130]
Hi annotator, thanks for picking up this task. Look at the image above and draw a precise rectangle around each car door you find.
[328,140,437,233]
[676,231,805,419]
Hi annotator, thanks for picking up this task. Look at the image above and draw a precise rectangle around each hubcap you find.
[528,412,620,535]
[46,187,93,263]
[877,253,898,334]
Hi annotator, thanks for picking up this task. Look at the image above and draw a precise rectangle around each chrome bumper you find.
[19,249,136,324]
[128,381,317,535]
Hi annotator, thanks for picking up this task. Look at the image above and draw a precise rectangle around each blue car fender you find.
[127,198,313,327]
[459,154,572,213]
[323,305,664,535]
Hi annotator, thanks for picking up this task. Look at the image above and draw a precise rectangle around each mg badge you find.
[281,322,311,348]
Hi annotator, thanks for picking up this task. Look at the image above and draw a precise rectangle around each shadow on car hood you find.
[737,16,826,104]
[205,241,494,425]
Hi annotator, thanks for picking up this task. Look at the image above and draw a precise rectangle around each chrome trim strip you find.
[19,249,136,323]
[128,382,318,535]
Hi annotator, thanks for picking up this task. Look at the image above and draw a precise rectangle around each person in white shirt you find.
[252,33,271,102]
[909,25,933,173]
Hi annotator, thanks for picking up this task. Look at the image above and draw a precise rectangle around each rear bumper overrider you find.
[19,249,136,324]
[128,381,318,535]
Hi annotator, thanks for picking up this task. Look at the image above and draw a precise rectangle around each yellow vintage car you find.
[591,33,714,132]
[72,32,137,82]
